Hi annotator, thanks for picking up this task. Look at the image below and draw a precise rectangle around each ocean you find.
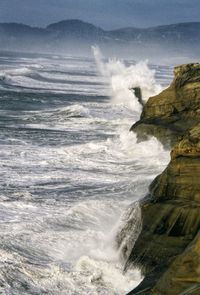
[0,49,172,295]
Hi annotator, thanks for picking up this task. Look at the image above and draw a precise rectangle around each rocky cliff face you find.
[131,63,200,147]
[127,63,200,294]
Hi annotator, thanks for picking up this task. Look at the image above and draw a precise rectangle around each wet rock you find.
[115,202,142,263]
[131,63,200,147]
[152,231,200,295]
[127,123,200,294]
[127,65,200,294]
[131,87,144,107]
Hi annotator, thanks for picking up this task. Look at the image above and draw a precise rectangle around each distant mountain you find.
[110,22,200,44]
[0,19,199,58]
[0,23,48,40]
[0,23,51,51]
[45,19,200,44]
[47,19,106,40]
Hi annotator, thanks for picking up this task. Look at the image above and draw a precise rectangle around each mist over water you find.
[0,50,172,294]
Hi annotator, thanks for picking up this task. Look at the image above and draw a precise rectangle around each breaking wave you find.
[92,46,162,113]
[0,52,173,294]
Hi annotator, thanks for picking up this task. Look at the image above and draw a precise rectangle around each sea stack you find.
[127,63,200,294]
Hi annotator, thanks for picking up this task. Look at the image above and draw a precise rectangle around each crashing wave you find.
[92,46,162,113]
[115,202,142,265]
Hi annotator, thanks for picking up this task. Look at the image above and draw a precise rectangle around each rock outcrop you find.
[127,63,200,294]
[131,63,200,147]
[152,231,200,294]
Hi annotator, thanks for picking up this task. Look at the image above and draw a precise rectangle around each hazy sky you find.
[0,0,199,29]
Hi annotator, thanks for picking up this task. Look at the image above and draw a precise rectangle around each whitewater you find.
[0,49,173,294]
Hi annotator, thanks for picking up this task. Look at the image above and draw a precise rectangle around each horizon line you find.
[0,19,200,31]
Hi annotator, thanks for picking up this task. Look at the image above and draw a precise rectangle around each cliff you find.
[127,63,200,294]
[131,63,200,147]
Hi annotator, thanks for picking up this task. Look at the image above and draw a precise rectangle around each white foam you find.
[74,255,141,294]
[39,71,101,84]
[33,199,142,294]
[107,128,169,166]
[0,54,172,294]
[92,46,162,113]
[0,73,104,95]
[0,197,142,294]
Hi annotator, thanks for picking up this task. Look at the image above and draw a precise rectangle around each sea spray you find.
[0,52,172,295]
[92,46,169,274]
[92,46,162,113]
[115,202,142,265]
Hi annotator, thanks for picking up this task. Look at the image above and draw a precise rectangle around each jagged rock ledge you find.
[127,63,200,294]
[131,63,200,147]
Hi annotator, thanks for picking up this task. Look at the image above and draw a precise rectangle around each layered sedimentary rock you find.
[127,64,200,294]
[131,63,200,147]
[152,231,200,294]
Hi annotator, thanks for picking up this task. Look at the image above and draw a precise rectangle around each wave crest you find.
[92,46,162,113]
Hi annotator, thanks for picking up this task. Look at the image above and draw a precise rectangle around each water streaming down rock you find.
[115,202,142,264]
[131,87,144,107]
